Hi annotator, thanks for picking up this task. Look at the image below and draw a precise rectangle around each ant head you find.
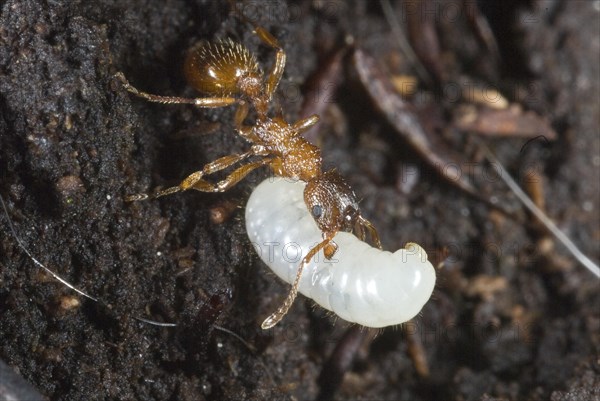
[304,170,361,236]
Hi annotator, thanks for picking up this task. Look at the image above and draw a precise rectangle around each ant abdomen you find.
[184,38,262,98]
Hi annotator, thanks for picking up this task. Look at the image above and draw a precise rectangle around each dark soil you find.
[1,1,598,400]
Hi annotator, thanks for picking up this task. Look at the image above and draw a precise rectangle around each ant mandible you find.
[115,12,381,329]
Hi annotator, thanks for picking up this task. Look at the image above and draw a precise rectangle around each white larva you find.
[245,177,437,328]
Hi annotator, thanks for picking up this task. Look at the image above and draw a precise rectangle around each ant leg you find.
[261,235,334,329]
[292,115,319,135]
[323,240,338,260]
[234,101,260,142]
[115,72,237,108]
[235,103,265,144]
[234,11,285,101]
[126,151,256,201]
[357,215,382,249]
[253,27,286,101]
[234,101,249,129]
[191,158,271,193]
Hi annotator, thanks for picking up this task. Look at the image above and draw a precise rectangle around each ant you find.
[115,13,381,329]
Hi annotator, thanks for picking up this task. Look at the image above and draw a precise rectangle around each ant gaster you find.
[116,17,381,329]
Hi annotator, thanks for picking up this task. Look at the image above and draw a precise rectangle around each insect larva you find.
[246,177,436,328]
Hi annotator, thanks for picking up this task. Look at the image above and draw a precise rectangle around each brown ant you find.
[115,15,381,329]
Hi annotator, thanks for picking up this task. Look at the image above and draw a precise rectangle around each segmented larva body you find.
[246,178,437,328]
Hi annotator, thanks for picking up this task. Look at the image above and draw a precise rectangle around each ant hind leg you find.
[115,72,237,108]
[252,27,286,100]
[231,7,286,101]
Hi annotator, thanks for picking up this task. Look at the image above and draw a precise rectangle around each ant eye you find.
[311,205,323,219]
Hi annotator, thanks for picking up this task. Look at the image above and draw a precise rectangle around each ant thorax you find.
[240,116,322,182]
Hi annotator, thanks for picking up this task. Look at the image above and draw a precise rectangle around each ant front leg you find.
[261,234,335,329]
[126,149,261,201]
[115,72,237,108]
[323,236,338,260]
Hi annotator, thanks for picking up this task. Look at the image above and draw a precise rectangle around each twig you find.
[0,193,182,326]
[380,0,433,87]
[482,145,600,278]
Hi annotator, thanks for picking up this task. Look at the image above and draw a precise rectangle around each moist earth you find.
[0,1,598,400]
